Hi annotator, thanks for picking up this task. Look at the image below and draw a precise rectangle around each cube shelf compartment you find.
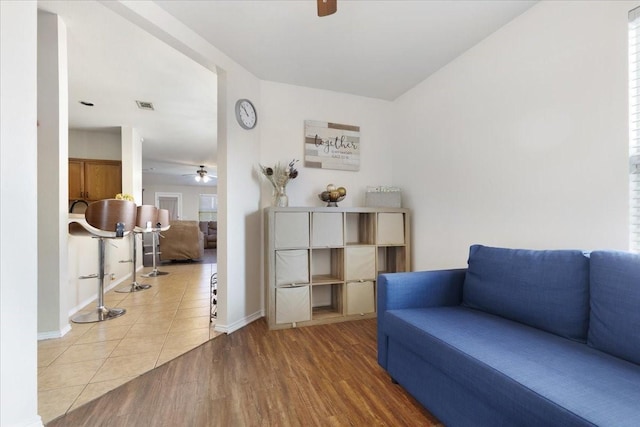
[264,207,410,330]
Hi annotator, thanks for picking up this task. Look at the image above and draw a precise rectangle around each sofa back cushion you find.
[588,250,640,365]
[462,245,590,342]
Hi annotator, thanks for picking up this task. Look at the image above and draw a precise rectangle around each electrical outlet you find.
[110,273,116,281]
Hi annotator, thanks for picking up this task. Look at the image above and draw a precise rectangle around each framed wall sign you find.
[304,120,360,171]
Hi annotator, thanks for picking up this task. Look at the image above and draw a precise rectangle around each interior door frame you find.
[155,192,183,220]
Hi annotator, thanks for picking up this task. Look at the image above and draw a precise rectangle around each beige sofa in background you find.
[159,220,204,261]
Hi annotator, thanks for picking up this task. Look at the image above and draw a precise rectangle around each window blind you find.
[629,7,640,252]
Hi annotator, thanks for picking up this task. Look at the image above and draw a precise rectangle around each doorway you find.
[155,192,183,220]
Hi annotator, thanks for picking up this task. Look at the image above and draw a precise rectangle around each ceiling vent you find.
[135,100,155,111]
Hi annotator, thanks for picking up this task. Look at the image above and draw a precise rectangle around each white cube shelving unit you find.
[264,207,411,330]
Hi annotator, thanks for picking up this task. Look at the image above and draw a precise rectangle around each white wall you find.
[37,11,71,338]
[103,1,263,333]
[121,126,143,203]
[142,184,216,221]
[393,0,636,270]
[68,128,121,160]
[259,81,394,208]
[0,1,43,425]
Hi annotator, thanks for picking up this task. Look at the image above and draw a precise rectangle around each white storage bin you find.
[312,212,344,247]
[377,213,405,245]
[345,246,376,281]
[275,212,309,248]
[275,250,309,286]
[276,286,311,324]
[346,281,375,315]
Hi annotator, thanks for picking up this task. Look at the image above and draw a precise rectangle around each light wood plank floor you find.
[47,318,442,426]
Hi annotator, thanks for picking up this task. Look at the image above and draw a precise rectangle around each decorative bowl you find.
[318,193,346,207]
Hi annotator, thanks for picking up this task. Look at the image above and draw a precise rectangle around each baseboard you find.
[37,323,72,341]
[214,309,264,334]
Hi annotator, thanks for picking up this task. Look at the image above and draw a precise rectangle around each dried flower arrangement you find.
[259,159,299,190]
[259,159,299,207]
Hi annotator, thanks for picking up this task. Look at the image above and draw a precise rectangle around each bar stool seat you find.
[68,199,136,323]
[115,205,157,293]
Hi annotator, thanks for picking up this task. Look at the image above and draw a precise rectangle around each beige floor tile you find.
[38,384,85,424]
[137,301,181,313]
[74,324,132,344]
[90,351,159,383]
[182,290,211,301]
[135,309,177,323]
[37,324,93,350]
[163,328,210,351]
[39,359,106,391]
[125,320,173,338]
[52,340,120,365]
[178,298,210,310]
[174,306,210,319]
[169,316,211,333]
[38,259,219,418]
[103,292,129,304]
[69,376,135,411]
[38,345,68,367]
[110,333,167,358]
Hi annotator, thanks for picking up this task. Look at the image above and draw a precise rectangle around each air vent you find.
[135,100,155,111]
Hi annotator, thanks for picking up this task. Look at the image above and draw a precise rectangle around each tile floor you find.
[38,260,221,424]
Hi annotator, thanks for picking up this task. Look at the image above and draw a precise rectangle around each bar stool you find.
[143,208,171,277]
[69,199,136,323]
[116,205,157,293]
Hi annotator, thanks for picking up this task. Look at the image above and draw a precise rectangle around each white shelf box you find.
[275,212,309,248]
[377,213,405,245]
[312,212,344,247]
[276,286,311,324]
[344,246,376,281]
[346,281,375,315]
[275,249,309,286]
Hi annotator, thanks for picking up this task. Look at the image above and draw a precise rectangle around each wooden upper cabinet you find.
[69,158,122,202]
[68,159,84,200]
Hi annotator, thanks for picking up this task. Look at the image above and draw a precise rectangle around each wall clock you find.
[235,98,257,130]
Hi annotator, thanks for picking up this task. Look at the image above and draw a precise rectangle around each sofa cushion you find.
[462,245,590,341]
[384,307,640,427]
[588,250,640,365]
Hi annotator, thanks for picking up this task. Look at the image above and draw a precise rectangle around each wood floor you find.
[47,318,442,426]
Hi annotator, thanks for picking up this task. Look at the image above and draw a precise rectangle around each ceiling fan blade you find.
[317,0,337,17]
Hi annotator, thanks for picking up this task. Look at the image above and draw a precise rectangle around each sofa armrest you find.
[377,269,466,369]
[378,269,466,312]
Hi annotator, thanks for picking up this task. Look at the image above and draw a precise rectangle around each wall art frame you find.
[304,120,360,171]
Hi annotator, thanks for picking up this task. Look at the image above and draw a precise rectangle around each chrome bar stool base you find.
[142,229,169,277]
[116,231,152,292]
[116,282,152,292]
[142,270,169,277]
[71,306,126,323]
[68,199,137,324]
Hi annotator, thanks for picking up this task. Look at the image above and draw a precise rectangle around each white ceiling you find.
[37,0,537,186]
[38,0,219,187]
[156,0,537,101]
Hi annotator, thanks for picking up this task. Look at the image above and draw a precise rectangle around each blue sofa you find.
[378,245,640,426]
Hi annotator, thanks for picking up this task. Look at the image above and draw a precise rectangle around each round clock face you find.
[235,99,257,130]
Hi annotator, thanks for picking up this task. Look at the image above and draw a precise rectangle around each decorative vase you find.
[274,186,289,207]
